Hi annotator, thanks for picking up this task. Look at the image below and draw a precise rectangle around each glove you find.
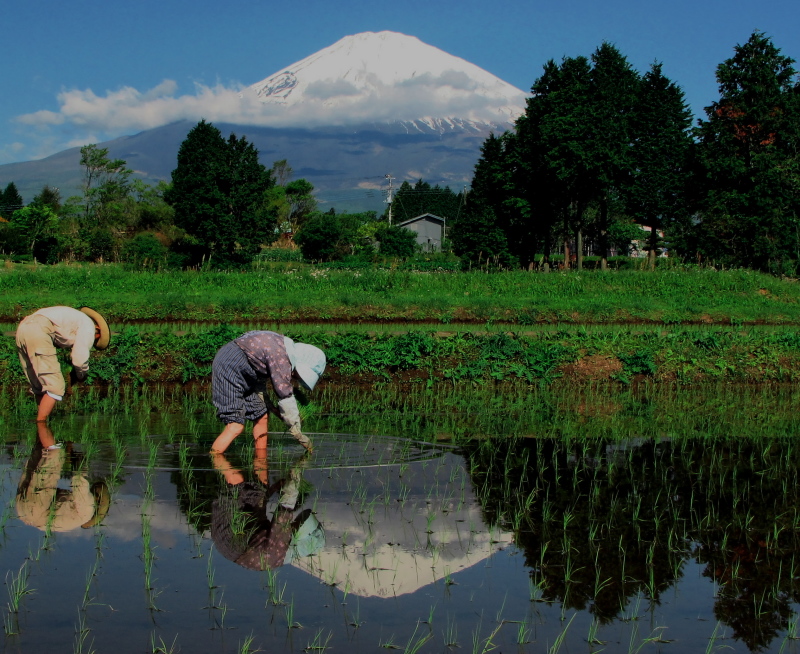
[289,424,313,453]
[70,368,87,384]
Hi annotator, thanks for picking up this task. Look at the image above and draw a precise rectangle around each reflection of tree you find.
[462,436,800,650]
[700,534,793,652]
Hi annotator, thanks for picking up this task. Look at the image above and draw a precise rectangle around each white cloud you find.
[16,110,65,126]
[400,70,477,91]
[8,74,525,161]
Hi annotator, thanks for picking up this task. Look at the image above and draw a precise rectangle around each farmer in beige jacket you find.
[16,306,110,421]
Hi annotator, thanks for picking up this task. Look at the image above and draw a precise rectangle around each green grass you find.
[1,262,800,324]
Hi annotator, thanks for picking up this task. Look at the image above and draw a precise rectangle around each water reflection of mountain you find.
[295,480,511,597]
[462,437,800,652]
[174,436,512,597]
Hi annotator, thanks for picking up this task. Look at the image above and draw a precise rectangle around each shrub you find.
[122,233,168,268]
[376,225,417,259]
[295,214,353,261]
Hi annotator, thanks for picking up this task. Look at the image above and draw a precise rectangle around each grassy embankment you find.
[2,262,800,385]
[1,261,799,324]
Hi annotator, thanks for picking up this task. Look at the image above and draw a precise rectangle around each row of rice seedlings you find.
[141,438,160,613]
[6,379,800,453]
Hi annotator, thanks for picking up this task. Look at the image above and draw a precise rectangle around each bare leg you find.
[36,394,57,422]
[253,448,269,485]
[36,421,56,449]
[210,452,245,485]
[252,414,268,455]
[210,422,244,454]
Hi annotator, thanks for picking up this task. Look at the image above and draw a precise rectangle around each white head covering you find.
[283,338,326,391]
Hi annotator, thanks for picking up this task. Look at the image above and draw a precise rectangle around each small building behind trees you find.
[397,213,445,252]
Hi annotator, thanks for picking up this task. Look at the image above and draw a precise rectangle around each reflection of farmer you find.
[210,331,326,454]
[16,424,110,532]
[16,306,111,421]
[210,452,323,570]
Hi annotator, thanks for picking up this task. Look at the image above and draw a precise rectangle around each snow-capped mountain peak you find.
[246,31,526,130]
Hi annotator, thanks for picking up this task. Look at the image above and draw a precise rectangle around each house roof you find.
[396,213,445,227]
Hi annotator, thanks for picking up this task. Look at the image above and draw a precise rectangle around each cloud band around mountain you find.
[15,75,524,142]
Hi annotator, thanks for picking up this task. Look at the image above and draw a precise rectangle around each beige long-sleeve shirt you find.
[33,306,96,373]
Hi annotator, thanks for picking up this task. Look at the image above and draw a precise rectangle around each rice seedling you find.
[80,557,100,611]
[2,610,19,637]
[516,619,532,645]
[238,633,258,654]
[216,596,229,630]
[443,614,459,648]
[72,609,95,654]
[304,628,333,652]
[150,633,179,654]
[5,563,33,613]
[547,613,576,654]
[0,498,15,534]
[471,615,504,654]
[587,618,606,646]
[206,548,216,590]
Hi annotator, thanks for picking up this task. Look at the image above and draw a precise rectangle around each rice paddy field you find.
[3,383,800,654]
[4,262,800,653]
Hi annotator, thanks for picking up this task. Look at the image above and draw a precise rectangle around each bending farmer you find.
[16,306,111,421]
[210,331,326,454]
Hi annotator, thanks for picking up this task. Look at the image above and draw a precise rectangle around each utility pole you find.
[384,174,394,225]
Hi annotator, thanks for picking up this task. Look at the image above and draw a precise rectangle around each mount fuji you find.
[1,31,527,211]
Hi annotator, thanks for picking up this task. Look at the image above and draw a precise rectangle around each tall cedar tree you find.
[585,43,640,268]
[695,31,800,272]
[626,63,693,269]
[166,120,275,268]
[519,56,595,267]
[452,133,517,268]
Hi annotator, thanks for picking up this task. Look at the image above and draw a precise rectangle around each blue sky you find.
[2,0,798,165]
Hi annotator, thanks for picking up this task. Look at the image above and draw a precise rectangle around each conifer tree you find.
[0,182,24,217]
[452,133,517,268]
[626,63,693,269]
[585,43,641,268]
[695,31,800,272]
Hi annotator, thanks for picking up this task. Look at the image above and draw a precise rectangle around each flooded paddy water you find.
[2,383,800,653]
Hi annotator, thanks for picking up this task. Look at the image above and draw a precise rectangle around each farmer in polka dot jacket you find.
[209,331,326,455]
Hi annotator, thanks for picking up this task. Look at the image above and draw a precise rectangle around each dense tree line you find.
[452,31,800,274]
[0,119,424,267]
[0,125,321,268]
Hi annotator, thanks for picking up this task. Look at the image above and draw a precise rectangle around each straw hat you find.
[80,307,111,350]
